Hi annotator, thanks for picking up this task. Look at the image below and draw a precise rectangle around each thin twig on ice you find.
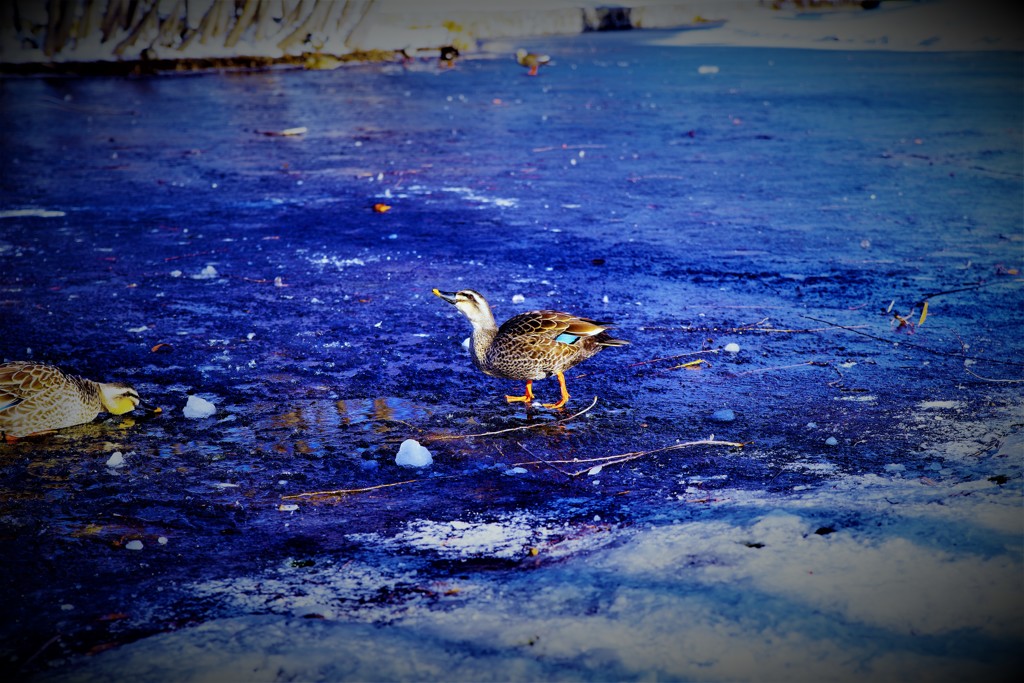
[426,396,599,442]
[513,439,745,477]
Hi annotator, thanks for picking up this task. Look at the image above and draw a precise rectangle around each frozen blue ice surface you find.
[1,30,1021,680]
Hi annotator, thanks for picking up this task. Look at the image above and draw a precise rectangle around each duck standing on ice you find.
[516,49,550,76]
[433,289,628,409]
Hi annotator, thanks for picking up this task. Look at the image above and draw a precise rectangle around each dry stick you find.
[728,360,828,377]
[800,315,1024,368]
[512,439,745,477]
[629,349,718,368]
[901,277,1023,323]
[512,442,743,468]
[22,634,62,670]
[425,396,599,442]
[963,366,1023,383]
[565,440,745,477]
[282,477,427,500]
[532,145,602,154]
[667,322,869,334]
[920,277,1023,303]
[737,316,771,328]
[516,442,574,477]
[954,334,1024,383]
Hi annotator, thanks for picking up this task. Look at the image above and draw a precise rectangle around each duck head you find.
[98,382,161,416]
[432,288,497,330]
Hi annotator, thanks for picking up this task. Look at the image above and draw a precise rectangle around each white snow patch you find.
[192,265,219,280]
[919,400,965,410]
[0,208,66,218]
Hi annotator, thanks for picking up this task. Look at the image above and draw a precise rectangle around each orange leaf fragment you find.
[373,203,392,213]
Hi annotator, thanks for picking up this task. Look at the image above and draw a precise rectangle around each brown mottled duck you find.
[0,361,159,439]
[433,289,628,409]
[516,49,551,76]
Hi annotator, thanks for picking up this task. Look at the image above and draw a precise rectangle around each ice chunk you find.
[512,294,525,303]
[710,408,735,423]
[106,451,125,468]
[192,265,218,279]
[825,436,839,446]
[724,342,741,353]
[395,439,433,468]
[183,395,217,419]
[125,540,143,551]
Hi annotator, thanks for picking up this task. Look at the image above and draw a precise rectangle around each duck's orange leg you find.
[528,65,538,76]
[541,372,570,410]
[505,380,535,404]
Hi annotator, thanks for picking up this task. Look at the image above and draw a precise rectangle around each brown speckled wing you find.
[0,362,100,437]
[484,311,616,380]
[498,311,611,341]
[0,362,65,409]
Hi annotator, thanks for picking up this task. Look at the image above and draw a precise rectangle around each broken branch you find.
[513,439,745,477]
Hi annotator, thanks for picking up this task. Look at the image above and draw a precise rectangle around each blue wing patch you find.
[554,333,581,345]
[0,397,23,413]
